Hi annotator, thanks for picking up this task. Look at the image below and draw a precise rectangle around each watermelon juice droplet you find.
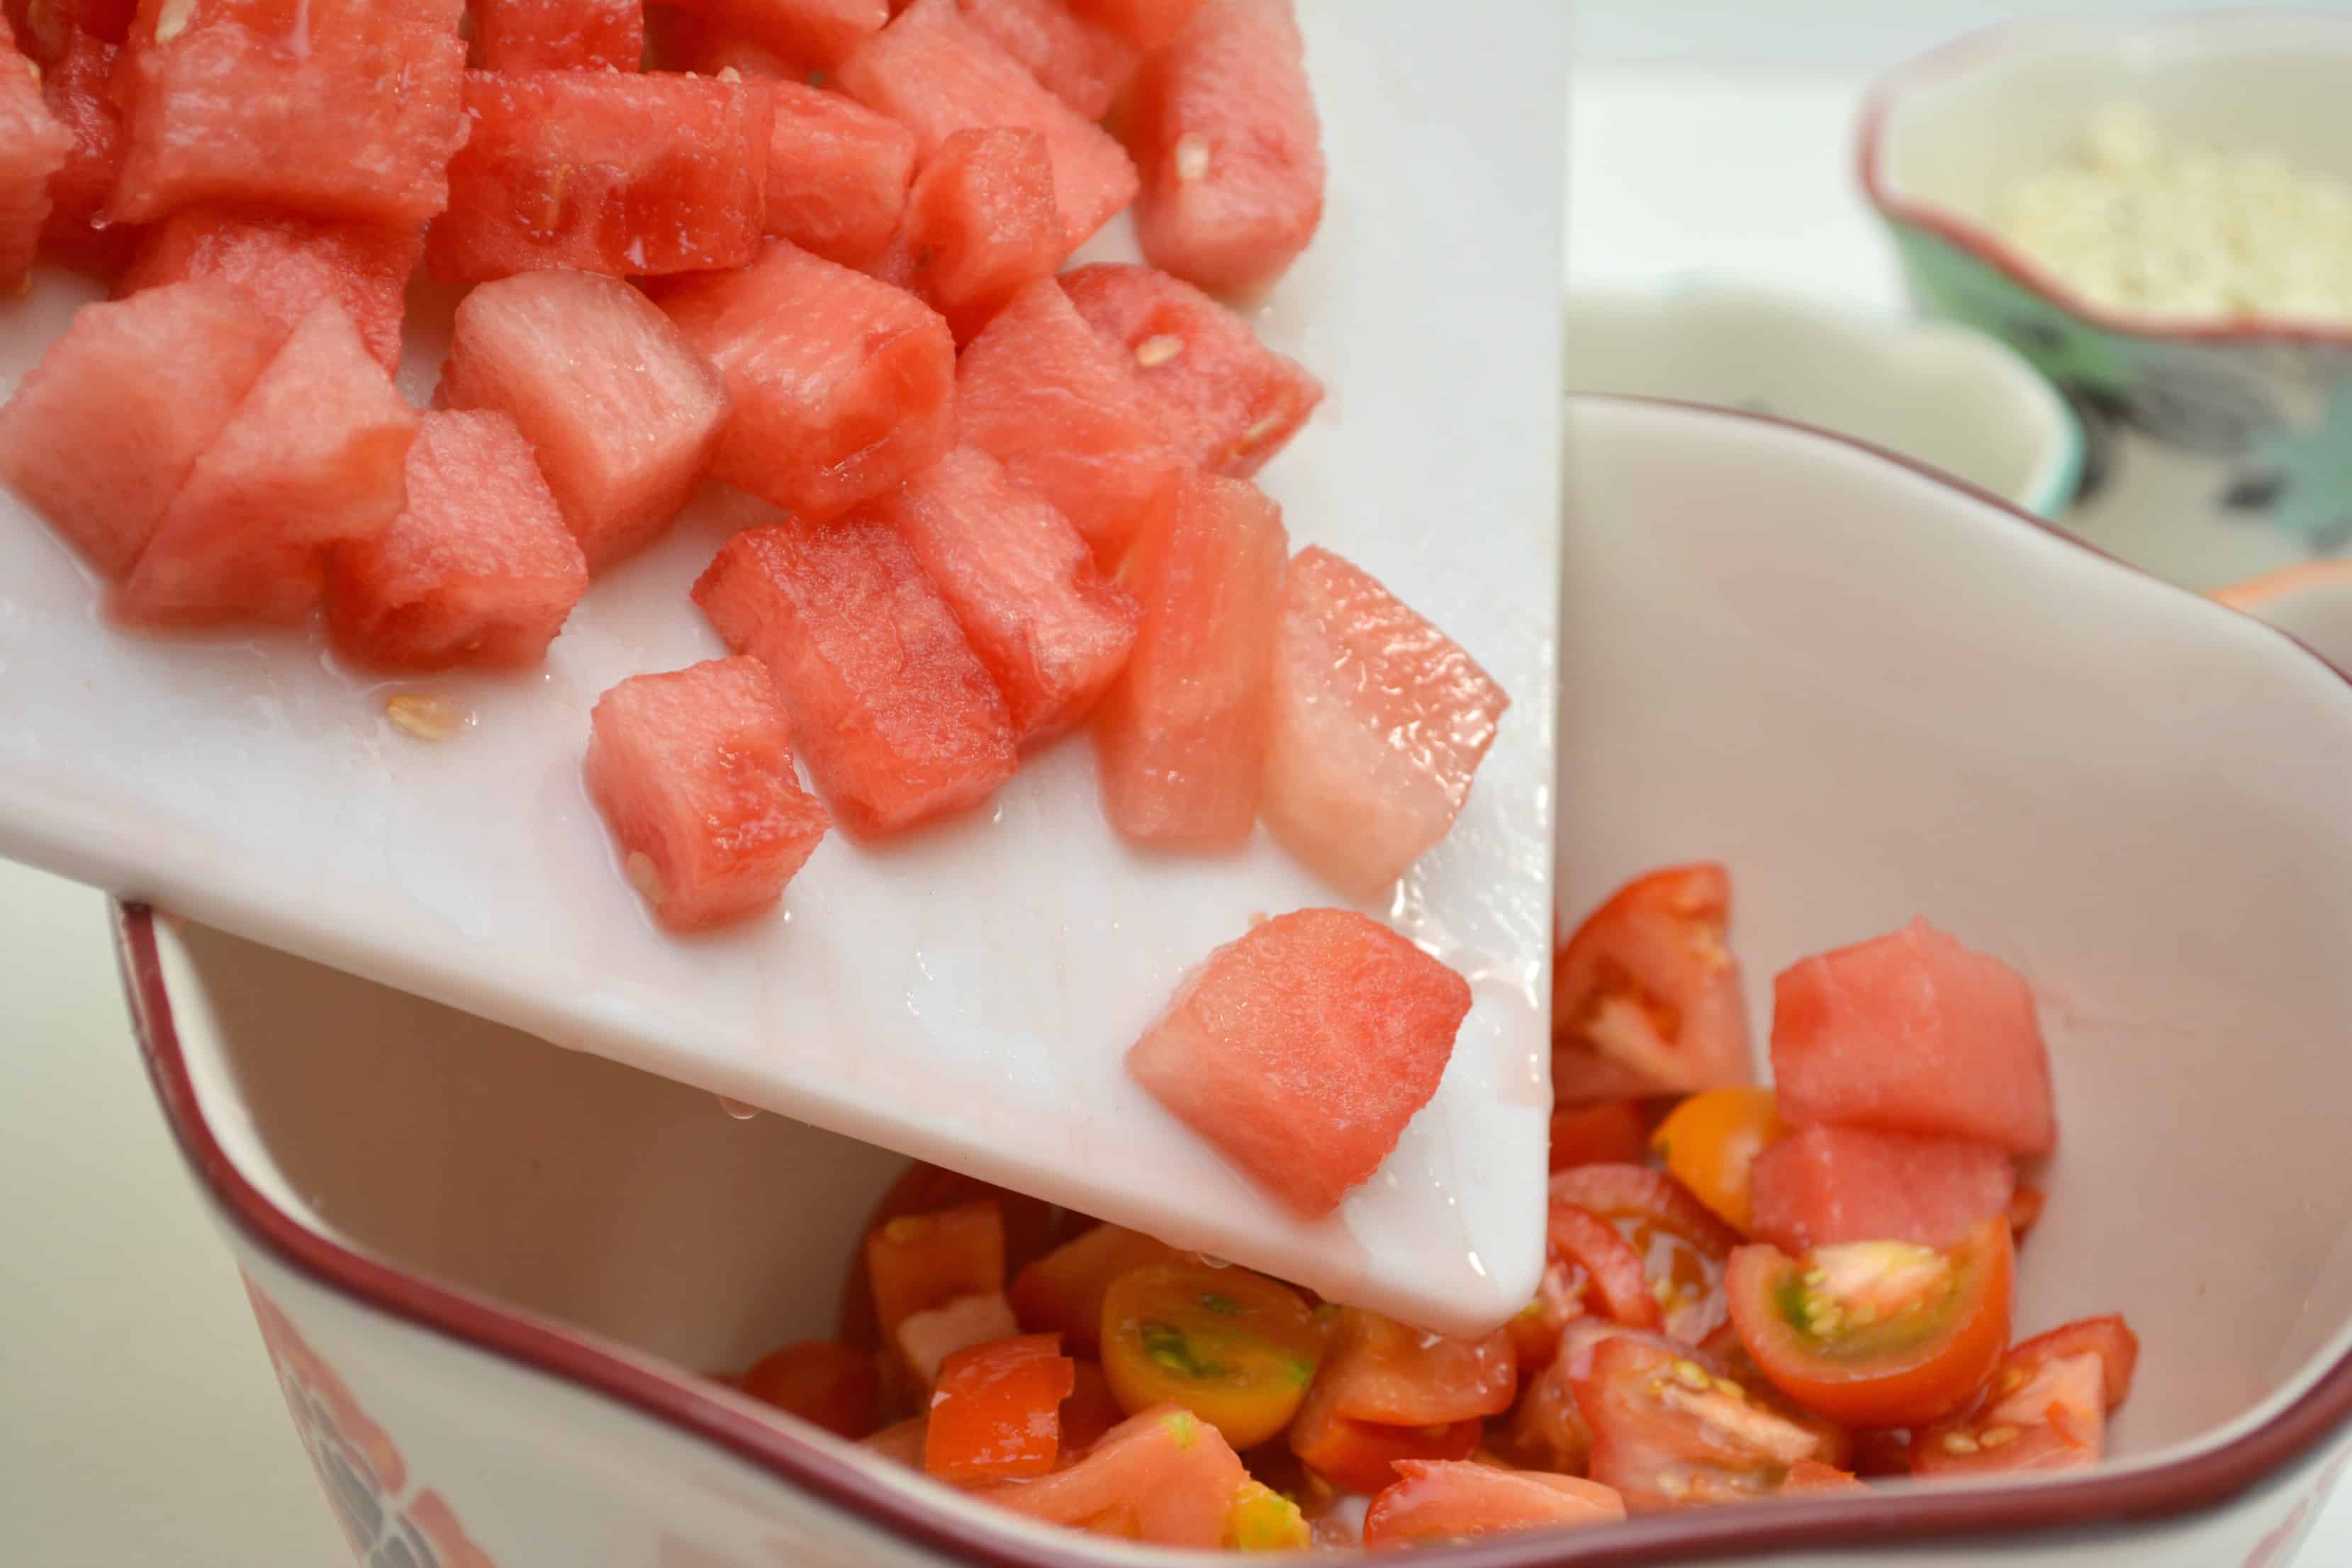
[717,1094,761,1120]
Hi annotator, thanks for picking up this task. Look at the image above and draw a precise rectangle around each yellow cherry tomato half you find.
[1100,1261,1323,1450]
[1650,1085,1786,1233]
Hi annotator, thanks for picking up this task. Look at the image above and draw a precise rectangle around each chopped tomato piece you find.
[924,1333,1077,1482]
[1287,1395,1482,1496]
[1362,1461,1625,1548]
[863,1199,1007,1345]
[1651,1085,1786,1233]
[1550,1164,1741,1345]
[1725,1218,2015,1430]
[1008,1224,1179,1355]
[897,1292,1020,1388]
[2009,1185,2047,1240]
[1696,1321,1854,1471]
[1547,1203,1662,1331]
[1099,1260,1321,1449]
[1501,1320,1686,1474]
[980,1404,1248,1548]
[839,1163,1078,1348]
[1060,1360,1126,1453]
[1572,1332,1836,1511]
[739,1340,880,1438]
[1314,1309,1518,1427]
[1552,863,1753,1102]
[1778,1460,1869,1494]
[1848,1426,1915,1478]
[1913,1348,2110,1478]
[2006,1315,2139,1409]
[861,1413,929,1466]
[1547,1099,1652,1171]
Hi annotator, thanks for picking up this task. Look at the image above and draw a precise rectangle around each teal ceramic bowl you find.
[1859,11,2352,590]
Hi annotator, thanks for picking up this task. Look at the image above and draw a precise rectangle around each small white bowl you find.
[1565,283,2083,516]
[118,396,2352,1567]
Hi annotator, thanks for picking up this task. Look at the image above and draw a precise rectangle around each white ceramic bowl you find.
[1564,284,2082,516]
[127,397,2352,1567]
[1861,11,2352,590]
[2214,561,2352,675]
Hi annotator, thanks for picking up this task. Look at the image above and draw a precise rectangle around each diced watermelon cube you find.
[954,0,1138,120]
[1065,0,1194,49]
[1262,545,1509,897]
[118,206,422,374]
[1060,262,1321,477]
[655,238,954,520]
[0,18,69,287]
[109,0,469,228]
[427,71,771,286]
[0,280,282,576]
[325,408,588,668]
[692,510,1018,834]
[583,656,831,929]
[1126,907,1471,1216]
[858,445,1136,739]
[117,303,415,623]
[1747,1125,2017,1256]
[471,0,644,70]
[757,79,915,265]
[892,126,1059,342]
[660,0,880,67]
[834,0,1136,250]
[955,276,1190,564]
[1125,0,1321,296]
[1771,917,2058,1158]
[1092,469,1284,848]
[437,270,729,573]
[34,29,130,276]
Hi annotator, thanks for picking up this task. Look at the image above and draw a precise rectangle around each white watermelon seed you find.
[1174,134,1212,183]
[155,0,195,42]
[1135,334,1185,367]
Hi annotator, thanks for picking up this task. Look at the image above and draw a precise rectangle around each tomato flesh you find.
[1009,1223,1179,1356]
[839,1163,1076,1348]
[739,1339,881,1438]
[1552,863,1753,1102]
[863,1199,1006,1345]
[1548,1099,1652,1170]
[1099,1260,1321,1450]
[924,1333,1077,1482]
[1551,1163,1740,1345]
[1571,1331,1835,1511]
[1650,1085,1786,1233]
[1726,1219,2015,1430]
[1547,1202,1663,1331]
[1362,1460,1625,1547]
[1913,1315,2138,1479]
[1314,1309,1518,1427]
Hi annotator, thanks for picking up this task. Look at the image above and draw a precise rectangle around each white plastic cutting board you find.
[0,0,1563,1335]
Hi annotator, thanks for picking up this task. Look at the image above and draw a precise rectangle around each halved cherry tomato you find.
[924,1333,1077,1483]
[1547,1202,1664,1330]
[1552,864,1754,1102]
[1547,1099,1652,1170]
[1726,1218,2015,1430]
[839,1164,1080,1348]
[1571,1332,1837,1511]
[1698,1319,1854,1470]
[739,1340,881,1439]
[863,1199,1007,1346]
[980,1405,1248,1549]
[1099,1261,1322,1450]
[1060,1360,1126,1453]
[1287,1309,1509,1494]
[1912,1315,2139,1479]
[1650,1085,1786,1233]
[1362,1460,1625,1547]
[2008,1185,2047,1241]
[1009,1224,1180,1355]
[1551,1163,1741,1344]
[1501,1320,1681,1474]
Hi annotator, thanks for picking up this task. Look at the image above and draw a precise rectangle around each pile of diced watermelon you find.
[0,0,1514,943]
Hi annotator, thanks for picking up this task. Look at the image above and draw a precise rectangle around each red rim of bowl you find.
[116,397,2352,1566]
[1857,9,2352,349]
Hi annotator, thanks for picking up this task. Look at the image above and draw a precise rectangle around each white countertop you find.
[1,55,2345,1567]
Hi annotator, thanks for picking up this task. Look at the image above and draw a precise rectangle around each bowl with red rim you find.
[124,396,2352,1567]
[1859,10,2352,591]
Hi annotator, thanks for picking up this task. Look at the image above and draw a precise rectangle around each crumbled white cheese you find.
[1994,102,2352,323]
